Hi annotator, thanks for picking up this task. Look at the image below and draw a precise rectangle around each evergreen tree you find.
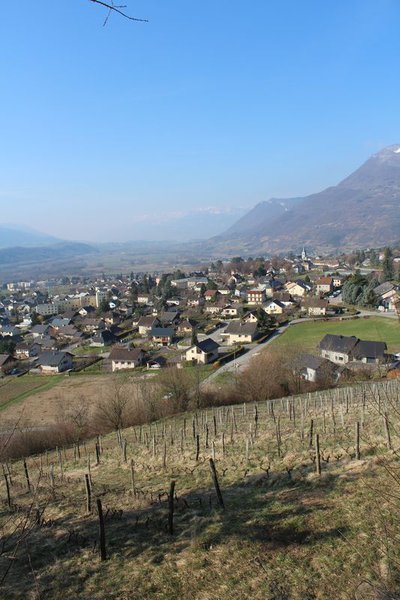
[97,298,109,314]
[382,247,394,281]
[342,274,378,307]
[129,282,138,303]
[142,275,149,293]
[369,249,379,266]
[191,327,198,346]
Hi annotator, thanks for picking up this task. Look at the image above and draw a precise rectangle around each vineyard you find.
[2,380,400,599]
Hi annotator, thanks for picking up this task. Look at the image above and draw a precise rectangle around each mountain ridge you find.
[211,144,400,254]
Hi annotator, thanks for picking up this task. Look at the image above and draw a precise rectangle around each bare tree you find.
[57,395,90,441]
[237,350,291,403]
[0,414,24,463]
[158,367,193,413]
[95,376,131,430]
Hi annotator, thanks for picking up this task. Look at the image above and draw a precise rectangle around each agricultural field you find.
[0,365,215,430]
[273,316,400,353]
[0,376,63,414]
[0,375,141,429]
[1,380,400,599]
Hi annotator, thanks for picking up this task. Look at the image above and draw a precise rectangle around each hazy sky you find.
[1,0,400,241]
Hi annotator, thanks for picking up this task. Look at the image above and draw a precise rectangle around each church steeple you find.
[301,246,307,261]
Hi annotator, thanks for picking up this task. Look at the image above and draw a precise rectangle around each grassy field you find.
[73,346,106,356]
[0,375,131,427]
[0,375,63,413]
[2,380,400,598]
[273,316,400,353]
[0,364,214,429]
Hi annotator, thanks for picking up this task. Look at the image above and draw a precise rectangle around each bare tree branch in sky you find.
[87,1,148,25]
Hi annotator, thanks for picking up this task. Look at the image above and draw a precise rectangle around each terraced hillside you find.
[1,381,400,599]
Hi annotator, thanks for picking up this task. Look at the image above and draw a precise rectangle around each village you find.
[0,247,399,387]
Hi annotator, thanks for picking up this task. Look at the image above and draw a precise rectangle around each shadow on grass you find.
[0,459,361,598]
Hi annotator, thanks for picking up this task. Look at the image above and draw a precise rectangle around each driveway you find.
[198,322,228,344]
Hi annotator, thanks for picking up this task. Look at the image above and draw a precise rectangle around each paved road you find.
[201,323,290,386]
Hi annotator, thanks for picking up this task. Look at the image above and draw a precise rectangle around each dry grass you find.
[0,375,152,429]
[0,376,61,410]
[1,380,400,598]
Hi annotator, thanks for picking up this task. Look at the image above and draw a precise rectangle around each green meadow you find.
[273,316,400,353]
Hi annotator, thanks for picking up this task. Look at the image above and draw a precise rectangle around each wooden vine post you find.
[122,439,127,463]
[4,473,11,508]
[23,459,31,493]
[209,458,225,510]
[309,419,314,448]
[355,421,360,460]
[96,498,107,561]
[130,458,135,494]
[315,433,321,476]
[85,474,92,514]
[95,442,101,466]
[168,480,176,535]
[163,441,167,470]
[383,413,392,450]
[57,447,64,481]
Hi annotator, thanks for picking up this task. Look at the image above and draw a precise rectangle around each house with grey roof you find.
[373,282,395,298]
[0,354,15,374]
[30,324,51,339]
[222,321,258,344]
[295,353,343,383]
[150,327,175,346]
[138,316,160,335]
[351,340,387,364]
[109,347,146,372]
[319,334,388,365]
[90,329,116,347]
[319,335,359,364]
[264,299,285,315]
[185,338,220,364]
[36,351,74,373]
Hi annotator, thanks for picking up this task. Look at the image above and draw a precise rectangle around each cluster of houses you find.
[299,334,390,384]
[0,249,398,376]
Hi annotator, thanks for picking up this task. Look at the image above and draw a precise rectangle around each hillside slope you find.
[1,381,400,599]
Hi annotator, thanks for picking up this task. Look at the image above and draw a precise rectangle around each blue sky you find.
[1,0,400,241]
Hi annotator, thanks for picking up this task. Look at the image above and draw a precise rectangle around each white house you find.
[222,321,258,344]
[264,299,285,315]
[36,351,74,374]
[109,347,146,372]
[185,338,219,364]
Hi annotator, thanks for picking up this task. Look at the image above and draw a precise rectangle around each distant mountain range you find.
[2,144,400,273]
[0,225,60,248]
[209,144,400,254]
